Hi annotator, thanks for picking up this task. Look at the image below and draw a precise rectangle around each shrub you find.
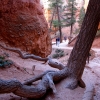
[52,54,59,58]
[55,49,63,53]
[52,49,65,58]
[0,55,13,68]
[59,52,64,57]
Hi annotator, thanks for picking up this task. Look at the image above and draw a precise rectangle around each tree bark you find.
[66,0,100,88]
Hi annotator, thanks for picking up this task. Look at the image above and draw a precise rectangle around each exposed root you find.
[0,43,86,99]
[65,77,78,89]
[0,69,69,99]
[23,60,65,85]
[78,79,86,88]
[48,58,65,70]
[82,84,94,100]
[0,43,49,62]
[47,74,57,94]
[23,70,56,85]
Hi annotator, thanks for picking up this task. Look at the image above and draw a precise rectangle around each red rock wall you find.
[0,0,51,57]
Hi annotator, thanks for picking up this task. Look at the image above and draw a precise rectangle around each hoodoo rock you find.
[0,0,51,57]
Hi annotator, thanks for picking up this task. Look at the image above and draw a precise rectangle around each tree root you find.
[78,79,86,88]
[0,68,68,98]
[48,58,65,70]
[23,70,56,85]
[0,44,49,62]
[23,58,66,85]
[65,77,78,89]
[82,84,94,100]
[0,43,86,99]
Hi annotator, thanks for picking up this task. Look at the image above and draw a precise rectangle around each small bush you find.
[59,52,64,57]
[52,49,65,58]
[52,54,59,58]
[55,49,63,53]
[0,55,13,68]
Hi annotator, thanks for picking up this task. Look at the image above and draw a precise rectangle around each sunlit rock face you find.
[0,0,51,57]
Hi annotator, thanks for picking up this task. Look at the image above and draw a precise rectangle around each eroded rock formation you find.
[0,0,51,57]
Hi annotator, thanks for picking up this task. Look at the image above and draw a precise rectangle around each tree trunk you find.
[49,8,55,31]
[56,0,62,43]
[0,0,100,99]
[66,0,100,87]
[69,23,73,42]
[69,3,73,39]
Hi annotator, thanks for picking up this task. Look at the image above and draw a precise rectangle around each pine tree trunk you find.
[69,3,74,42]
[49,8,55,31]
[56,0,62,43]
[66,0,100,83]
[69,24,73,39]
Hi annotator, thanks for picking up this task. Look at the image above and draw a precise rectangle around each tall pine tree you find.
[73,6,85,35]
[63,0,77,40]
[48,0,64,42]
[78,7,85,29]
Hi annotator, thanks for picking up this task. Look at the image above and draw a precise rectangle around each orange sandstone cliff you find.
[0,0,51,57]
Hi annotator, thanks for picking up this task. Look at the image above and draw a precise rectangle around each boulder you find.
[0,0,51,57]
